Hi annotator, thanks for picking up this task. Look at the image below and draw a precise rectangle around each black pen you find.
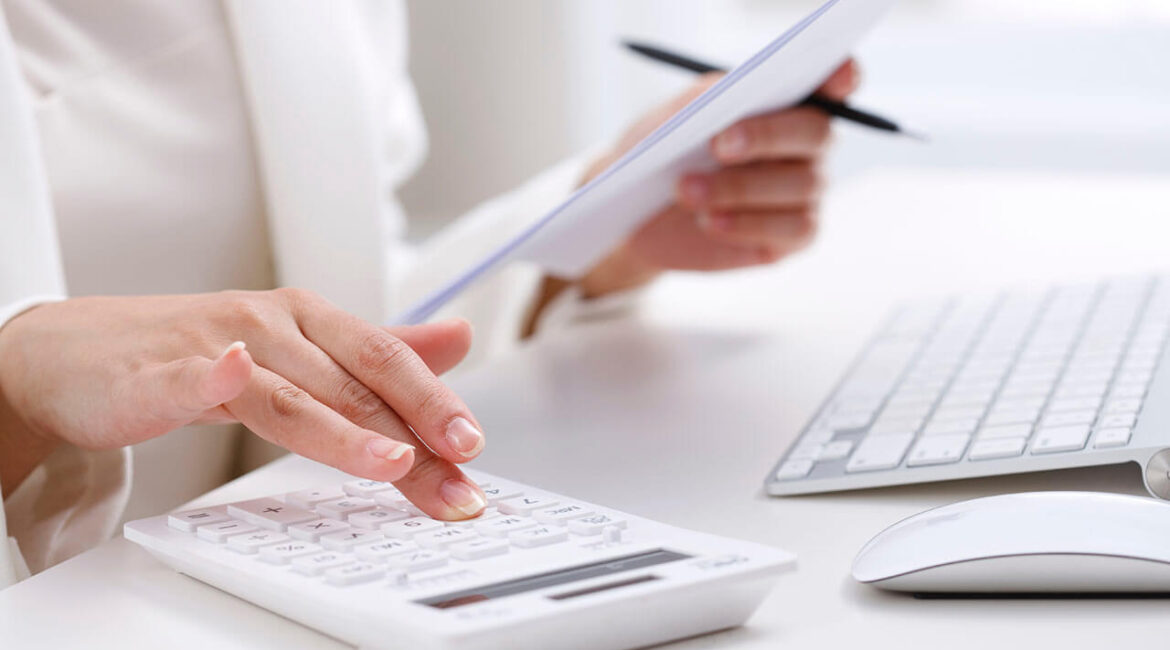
[624,40,925,141]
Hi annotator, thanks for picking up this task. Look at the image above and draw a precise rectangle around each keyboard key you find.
[532,504,595,525]
[284,485,347,510]
[168,509,229,533]
[1099,413,1137,429]
[509,526,569,548]
[816,440,854,462]
[343,480,397,499]
[1030,425,1091,454]
[967,437,1027,461]
[498,495,560,516]
[476,516,538,538]
[227,530,290,554]
[415,527,478,549]
[288,518,351,542]
[381,517,445,539]
[315,498,377,520]
[354,539,417,563]
[386,550,448,573]
[196,519,258,543]
[827,412,872,430]
[1047,397,1102,413]
[906,434,970,467]
[347,509,411,530]
[566,514,628,536]
[1041,410,1097,427]
[227,499,317,531]
[977,424,1033,440]
[259,541,322,565]
[785,439,824,461]
[773,459,812,481]
[319,529,383,551]
[1104,398,1143,413]
[449,538,510,561]
[845,434,913,473]
[325,562,384,586]
[869,419,922,436]
[1092,427,1133,449]
[983,407,1040,427]
[922,418,978,437]
[291,551,355,576]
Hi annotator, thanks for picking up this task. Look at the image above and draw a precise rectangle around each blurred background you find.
[400,0,1170,238]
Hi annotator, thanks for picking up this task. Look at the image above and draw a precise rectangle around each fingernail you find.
[219,341,246,359]
[367,437,414,462]
[714,127,748,159]
[445,417,485,458]
[440,479,486,517]
[681,176,710,205]
[701,212,733,232]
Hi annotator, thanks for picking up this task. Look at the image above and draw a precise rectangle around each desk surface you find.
[5,169,1170,649]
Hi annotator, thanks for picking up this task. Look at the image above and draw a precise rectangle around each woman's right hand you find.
[0,289,489,520]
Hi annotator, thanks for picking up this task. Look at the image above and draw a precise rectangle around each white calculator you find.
[124,469,795,650]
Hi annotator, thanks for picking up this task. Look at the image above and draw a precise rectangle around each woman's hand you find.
[0,290,488,519]
[576,60,861,297]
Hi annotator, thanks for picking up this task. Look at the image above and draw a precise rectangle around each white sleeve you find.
[1,8,130,586]
[0,2,67,331]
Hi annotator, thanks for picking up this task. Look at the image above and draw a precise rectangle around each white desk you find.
[5,169,1170,649]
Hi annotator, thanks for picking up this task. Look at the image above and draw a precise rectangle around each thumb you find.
[383,319,473,375]
[133,342,253,427]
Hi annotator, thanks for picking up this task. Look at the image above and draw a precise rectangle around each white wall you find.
[400,1,1170,236]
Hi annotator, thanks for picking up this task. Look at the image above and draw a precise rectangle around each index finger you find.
[292,294,486,465]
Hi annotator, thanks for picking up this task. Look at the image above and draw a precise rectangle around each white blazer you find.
[0,0,597,587]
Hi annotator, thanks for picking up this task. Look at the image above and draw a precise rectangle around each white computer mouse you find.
[852,491,1170,593]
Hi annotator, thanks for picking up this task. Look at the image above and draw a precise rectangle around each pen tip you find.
[900,129,930,143]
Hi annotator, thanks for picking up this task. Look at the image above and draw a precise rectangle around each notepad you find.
[396,0,896,325]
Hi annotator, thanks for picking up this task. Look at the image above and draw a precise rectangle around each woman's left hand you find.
[575,59,860,297]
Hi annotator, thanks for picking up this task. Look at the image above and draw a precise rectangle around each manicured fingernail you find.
[700,212,733,232]
[445,417,485,458]
[681,176,710,205]
[714,127,748,159]
[367,437,413,462]
[440,479,486,517]
[220,341,246,359]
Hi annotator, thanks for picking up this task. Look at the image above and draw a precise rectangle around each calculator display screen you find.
[417,549,691,610]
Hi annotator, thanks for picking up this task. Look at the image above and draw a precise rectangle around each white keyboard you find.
[766,274,1170,499]
[126,469,795,650]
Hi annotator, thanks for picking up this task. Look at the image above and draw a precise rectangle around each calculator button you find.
[566,514,628,536]
[381,517,445,539]
[386,550,448,573]
[449,538,509,561]
[475,516,538,538]
[479,484,523,505]
[415,527,478,549]
[347,509,411,529]
[445,508,501,527]
[498,495,559,516]
[291,552,355,576]
[532,504,595,525]
[228,498,317,531]
[259,541,323,565]
[288,518,351,542]
[343,480,396,498]
[325,562,384,586]
[168,509,229,533]
[226,530,290,554]
[196,519,258,543]
[509,526,568,548]
[353,539,418,563]
[316,498,377,520]
[372,491,416,512]
[319,529,383,551]
[284,486,346,510]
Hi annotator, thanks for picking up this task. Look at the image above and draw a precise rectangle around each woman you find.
[0,0,856,585]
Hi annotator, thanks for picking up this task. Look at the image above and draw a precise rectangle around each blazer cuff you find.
[0,294,66,333]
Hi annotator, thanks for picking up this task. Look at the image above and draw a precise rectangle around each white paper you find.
[396,0,896,325]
